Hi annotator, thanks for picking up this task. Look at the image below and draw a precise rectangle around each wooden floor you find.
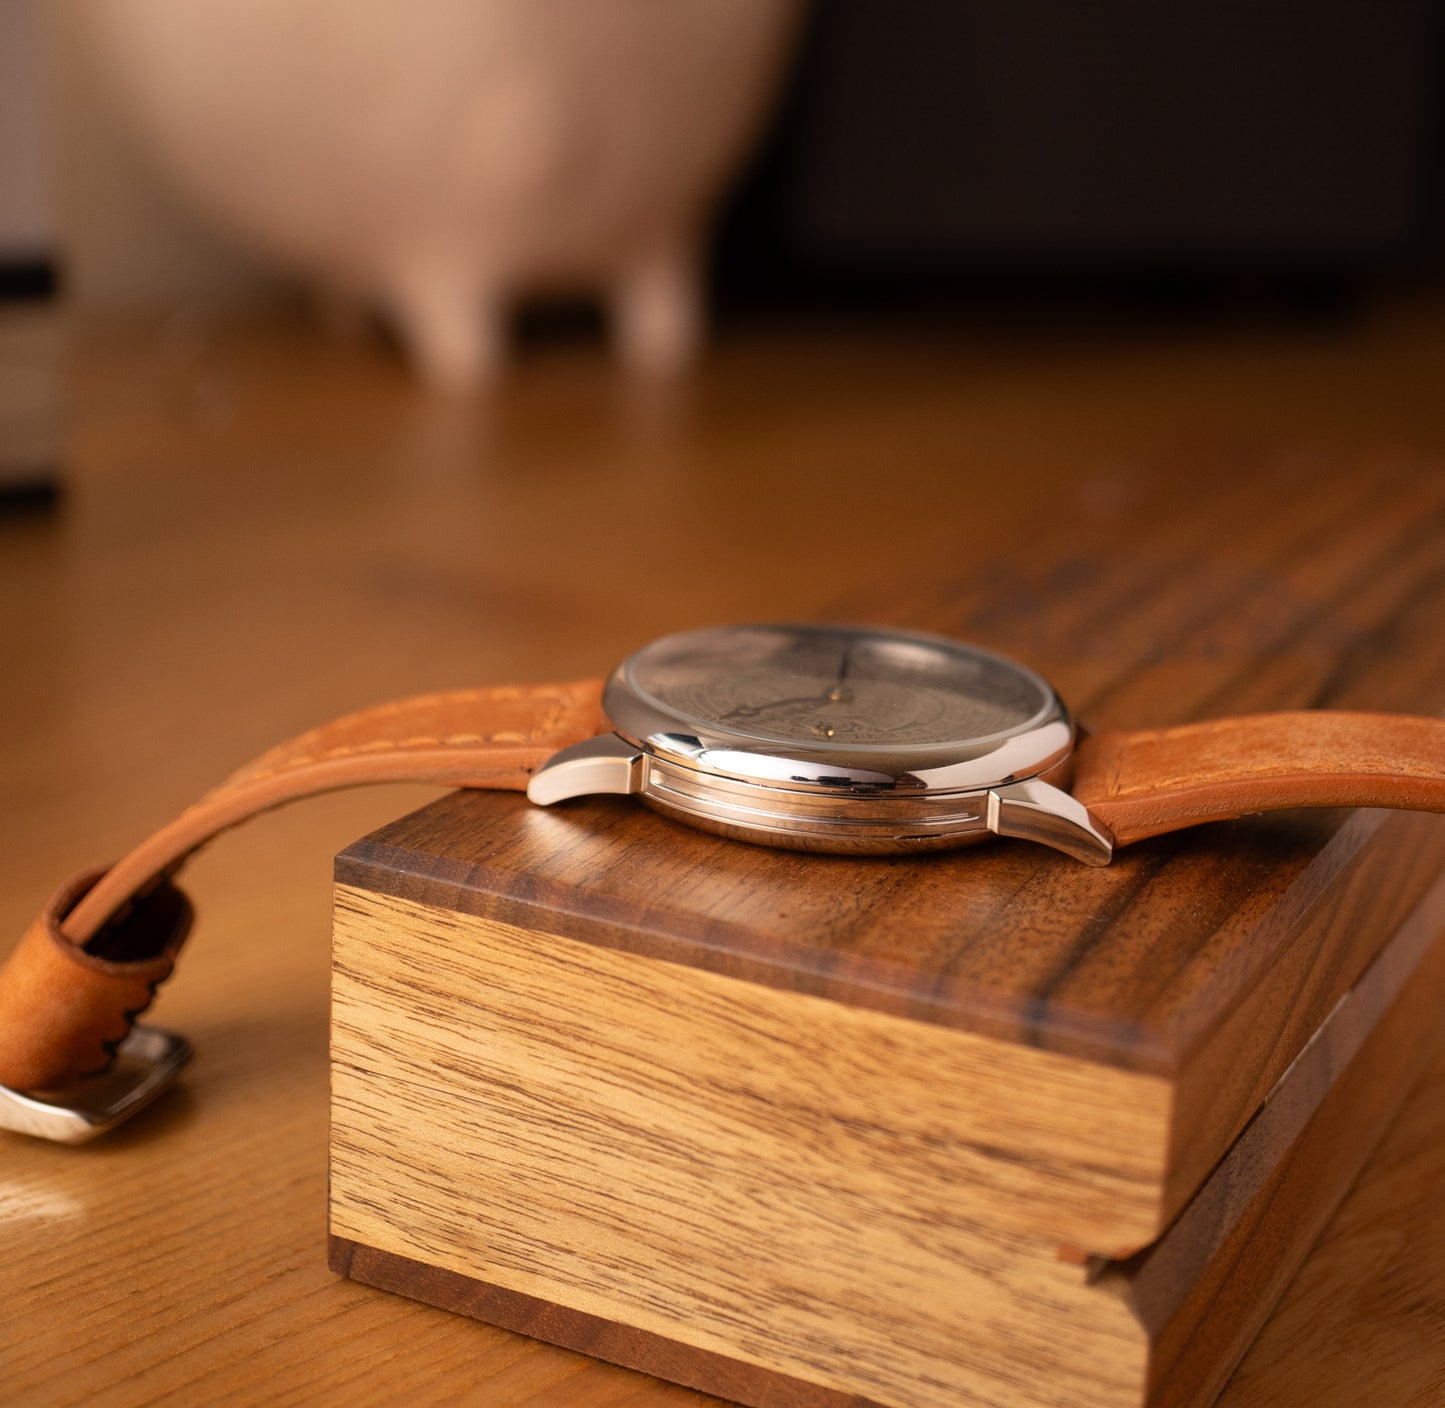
[4,293,1445,1405]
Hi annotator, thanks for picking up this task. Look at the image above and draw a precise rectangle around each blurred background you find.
[8,2,1443,324]
[5,5,1445,1404]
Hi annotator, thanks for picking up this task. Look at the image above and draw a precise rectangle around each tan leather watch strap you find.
[0,680,605,1091]
[1072,711,1445,847]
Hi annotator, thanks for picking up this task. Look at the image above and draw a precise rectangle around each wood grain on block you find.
[337,788,1445,1256]
[328,874,1445,1408]
[331,885,1171,1250]
[330,887,1156,1408]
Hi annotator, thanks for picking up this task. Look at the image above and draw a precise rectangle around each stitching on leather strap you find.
[241,683,588,769]
[225,698,591,788]
[229,733,539,786]
[218,684,597,791]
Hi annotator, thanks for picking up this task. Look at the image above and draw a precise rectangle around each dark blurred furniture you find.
[722,1,1442,290]
[0,273,62,513]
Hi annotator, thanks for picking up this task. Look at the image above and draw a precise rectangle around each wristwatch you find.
[3,621,1443,1141]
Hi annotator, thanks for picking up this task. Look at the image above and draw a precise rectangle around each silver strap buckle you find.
[0,1026,191,1143]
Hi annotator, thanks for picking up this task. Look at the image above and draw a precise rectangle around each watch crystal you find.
[623,624,1049,751]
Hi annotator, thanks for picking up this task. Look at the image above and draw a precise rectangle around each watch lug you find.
[987,779,1114,866]
[527,733,644,805]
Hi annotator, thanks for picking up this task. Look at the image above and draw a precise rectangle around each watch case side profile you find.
[527,626,1112,862]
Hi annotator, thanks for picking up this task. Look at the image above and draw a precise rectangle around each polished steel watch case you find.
[527,624,1113,863]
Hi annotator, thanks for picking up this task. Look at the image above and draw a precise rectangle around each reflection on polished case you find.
[528,623,1114,863]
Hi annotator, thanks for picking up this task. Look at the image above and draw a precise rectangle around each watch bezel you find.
[602,623,1075,797]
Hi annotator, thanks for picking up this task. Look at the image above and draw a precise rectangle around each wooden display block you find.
[328,458,1445,1407]
[329,800,1445,1408]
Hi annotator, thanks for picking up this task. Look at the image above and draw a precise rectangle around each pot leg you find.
[383,261,506,391]
[610,238,704,377]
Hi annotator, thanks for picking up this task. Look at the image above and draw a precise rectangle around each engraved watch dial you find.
[621,624,1052,752]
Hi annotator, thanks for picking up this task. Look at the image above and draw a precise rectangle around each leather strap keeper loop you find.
[0,869,192,1092]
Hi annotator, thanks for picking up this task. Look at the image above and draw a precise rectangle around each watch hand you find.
[720,694,836,722]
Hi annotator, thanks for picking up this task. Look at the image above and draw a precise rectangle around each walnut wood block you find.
[334,802,1444,1257]
[329,454,1445,1407]
[329,875,1445,1408]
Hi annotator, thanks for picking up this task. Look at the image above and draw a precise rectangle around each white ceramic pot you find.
[79,0,802,387]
